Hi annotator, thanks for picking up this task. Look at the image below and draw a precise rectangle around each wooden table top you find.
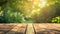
[0,23,60,34]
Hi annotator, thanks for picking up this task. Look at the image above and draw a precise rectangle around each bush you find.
[52,16,60,23]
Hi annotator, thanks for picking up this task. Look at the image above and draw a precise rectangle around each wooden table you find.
[0,23,60,34]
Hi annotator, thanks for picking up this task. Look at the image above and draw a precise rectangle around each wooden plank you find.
[45,24,60,30]
[33,24,49,34]
[51,24,60,28]
[33,24,48,31]
[47,24,60,34]
[0,24,16,30]
[26,24,35,34]
[0,24,16,34]
[33,24,60,34]
[16,24,27,34]
[6,24,27,34]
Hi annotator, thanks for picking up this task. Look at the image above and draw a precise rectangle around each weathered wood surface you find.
[0,24,16,34]
[0,23,60,34]
[33,23,60,34]
[6,24,27,34]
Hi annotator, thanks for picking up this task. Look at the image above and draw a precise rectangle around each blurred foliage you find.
[0,0,60,23]
[31,0,60,23]
[52,16,60,23]
[0,0,26,23]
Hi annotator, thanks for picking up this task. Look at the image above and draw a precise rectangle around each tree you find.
[31,0,58,23]
[0,0,26,23]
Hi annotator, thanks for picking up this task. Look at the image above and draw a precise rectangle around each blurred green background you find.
[0,0,60,23]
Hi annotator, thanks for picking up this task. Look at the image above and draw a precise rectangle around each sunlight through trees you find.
[0,0,60,23]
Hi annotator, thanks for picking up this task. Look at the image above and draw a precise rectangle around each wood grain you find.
[0,23,60,34]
